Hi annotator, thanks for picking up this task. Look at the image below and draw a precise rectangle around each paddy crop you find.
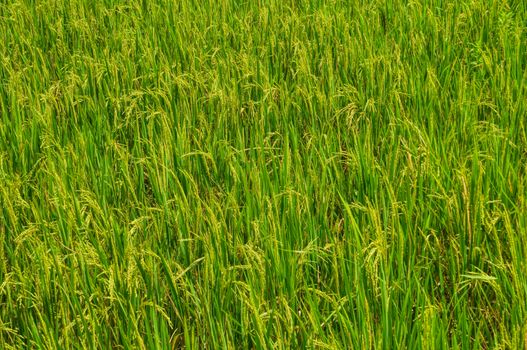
[1,0,527,348]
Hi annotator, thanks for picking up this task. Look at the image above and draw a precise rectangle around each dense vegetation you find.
[1,0,527,348]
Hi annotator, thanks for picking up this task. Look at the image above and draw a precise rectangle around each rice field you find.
[1,0,527,348]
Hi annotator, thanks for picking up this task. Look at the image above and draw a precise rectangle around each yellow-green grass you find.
[1,0,526,348]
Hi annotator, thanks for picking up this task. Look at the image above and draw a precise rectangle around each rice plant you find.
[1,0,526,348]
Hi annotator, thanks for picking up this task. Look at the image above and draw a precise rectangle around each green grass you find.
[1,0,527,348]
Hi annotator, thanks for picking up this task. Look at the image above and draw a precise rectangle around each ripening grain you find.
[1,0,526,349]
